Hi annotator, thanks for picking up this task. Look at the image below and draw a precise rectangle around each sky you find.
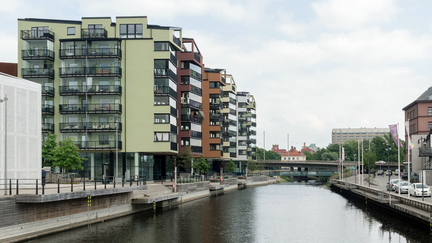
[1,0,431,150]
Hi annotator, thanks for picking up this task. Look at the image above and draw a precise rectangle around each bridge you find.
[257,160,401,171]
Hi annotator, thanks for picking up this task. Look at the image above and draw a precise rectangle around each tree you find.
[256,147,281,160]
[42,133,57,167]
[321,152,338,161]
[364,150,377,171]
[196,157,210,174]
[177,147,193,172]
[303,151,314,160]
[51,138,84,172]
[226,159,236,172]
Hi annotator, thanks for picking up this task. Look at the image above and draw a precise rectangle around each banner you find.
[389,124,403,147]
[342,147,345,161]
[404,121,414,150]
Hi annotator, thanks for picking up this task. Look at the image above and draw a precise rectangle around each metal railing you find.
[22,49,54,60]
[59,67,122,77]
[21,29,55,41]
[173,35,181,46]
[42,86,55,96]
[0,176,145,196]
[73,141,122,150]
[59,48,121,58]
[81,28,108,38]
[59,122,122,131]
[59,84,122,95]
[22,68,54,78]
[42,105,54,115]
[59,103,122,114]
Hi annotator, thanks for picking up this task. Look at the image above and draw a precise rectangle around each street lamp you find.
[0,95,8,195]
[418,138,427,201]
[115,119,118,184]
[354,154,357,184]
[365,147,370,187]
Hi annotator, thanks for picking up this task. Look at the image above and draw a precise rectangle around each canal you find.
[26,182,430,242]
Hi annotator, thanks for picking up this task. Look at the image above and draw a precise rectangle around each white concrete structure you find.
[332,127,390,144]
[0,72,41,184]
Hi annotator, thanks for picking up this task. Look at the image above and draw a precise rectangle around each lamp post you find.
[365,147,370,187]
[1,95,8,195]
[354,154,357,184]
[418,137,426,201]
[115,119,118,184]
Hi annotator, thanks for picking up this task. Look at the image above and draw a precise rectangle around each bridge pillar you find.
[290,167,294,172]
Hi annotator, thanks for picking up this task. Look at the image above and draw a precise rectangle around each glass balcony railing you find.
[181,99,202,110]
[22,50,54,61]
[59,48,121,59]
[154,68,177,81]
[59,85,121,95]
[74,141,122,150]
[22,68,54,79]
[42,86,54,97]
[173,35,181,47]
[42,105,54,115]
[59,67,122,77]
[81,28,108,38]
[181,114,202,124]
[59,103,122,114]
[21,30,55,41]
[42,123,54,133]
[154,85,177,98]
[60,122,122,132]
[193,52,200,63]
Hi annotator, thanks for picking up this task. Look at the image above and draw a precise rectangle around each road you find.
[342,174,432,202]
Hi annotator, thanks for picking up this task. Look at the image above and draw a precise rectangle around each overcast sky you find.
[1,0,430,150]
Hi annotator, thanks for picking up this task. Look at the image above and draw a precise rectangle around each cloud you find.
[0,32,17,63]
[312,0,399,29]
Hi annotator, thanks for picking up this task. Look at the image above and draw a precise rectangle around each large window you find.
[154,114,169,124]
[429,107,432,116]
[99,135,109,145]
[429,122,432,131]
[120,24,143,38]
[67,27,75,35]
[154,132,170,142]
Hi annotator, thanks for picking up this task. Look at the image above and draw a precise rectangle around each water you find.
[26,183,431,243]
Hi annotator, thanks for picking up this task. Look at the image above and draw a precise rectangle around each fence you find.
[0,175,146,196]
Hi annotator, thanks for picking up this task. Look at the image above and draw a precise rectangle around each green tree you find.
[177,147,193,172]
[343,140,359,161]
[364,150,377,171]
[51,138,84,172]
[311,148,328,160]
[248,158,257,171]
[256,147,281,160]
[226,159,237,173]
[303,151,313,160]
[321,152,338,161]
[196,157,210,174]
[42,133,57,167]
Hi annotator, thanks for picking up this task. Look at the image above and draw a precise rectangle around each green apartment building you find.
[18,16,182,181]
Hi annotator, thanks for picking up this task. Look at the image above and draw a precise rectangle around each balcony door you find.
[100,44,109,55]
[99,98,109,109]
[99,81,109,92]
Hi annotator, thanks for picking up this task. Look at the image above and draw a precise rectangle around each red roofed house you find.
[271,144,287,155]
[281,146,306,161]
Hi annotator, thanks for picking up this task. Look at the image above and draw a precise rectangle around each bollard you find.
[114,177,116,188]
[83,177,86,191]
[130,176,132,187]
[71,178,73,192]
[57,179,60,193]
[36,179,38,195]
[95,176,97,190]
[42,182,45,195]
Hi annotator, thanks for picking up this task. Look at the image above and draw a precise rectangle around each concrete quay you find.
[331,177,432,227]
[0,176,276,242]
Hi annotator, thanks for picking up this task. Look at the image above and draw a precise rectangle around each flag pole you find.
[406,120,410,198]
[398,123,400,195]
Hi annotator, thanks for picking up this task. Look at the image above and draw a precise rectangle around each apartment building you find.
[331,127,390,144]
[177,38,204,157]
[18,16,182,181]
[222,75,238,161]
[236,92,257,171]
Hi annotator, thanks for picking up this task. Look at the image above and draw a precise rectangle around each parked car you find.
[402,172,419,182]
[377,170,384,175]
[386,170,392,176]
[386,179,401,191]
[409,183,432,197]
[395,169,400,176]
[395,181,411,194]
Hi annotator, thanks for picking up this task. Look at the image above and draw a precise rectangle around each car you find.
[395,181,411,194]
[377,170,384,175]
[402,172,419,182]
[395,169,400,176]
[386,170,392,176]
[409,183,432,197]
[386,179,401,191]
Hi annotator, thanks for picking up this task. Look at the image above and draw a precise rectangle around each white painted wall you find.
[0,72,41,183]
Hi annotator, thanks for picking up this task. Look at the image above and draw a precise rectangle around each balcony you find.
[181,114,202,124]
[42,123,54,133]
[171,142,178,151]
[42,86,55,97]
[170,53,177,66]
[21,30,54,42]
[210,102,222,110]
[59,85,122,96]
[22,50,54,61]
[42,105,54,115]
[59,103,122,114]
[173,35,181,47]
[59,67,122,78]
[22,68,54,79]
[154,68,177,81]
[181,99,202,111]
[210,113,222,122]
[75,141,122,150]
[154,85,177,98]
[60,122,122,133]
[81,28,107,38]
[59,48,122,59]
[193,52,200,63]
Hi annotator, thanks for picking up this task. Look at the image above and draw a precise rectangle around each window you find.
[120,24,143,38]
[154,132,170,142]
[67,27,75,35]
[429,122,432,131]
[209,82,220,89]
[99,135,109,145]
[154,42,169,51]
[154,114,169,124]
[429,108,432,116]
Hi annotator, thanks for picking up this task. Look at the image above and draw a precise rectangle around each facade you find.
[0,72,41,182]
[271,144,287,155]
[403,86,432,173]
[281,147,306,161]
[331,127,390,144]
[236,92,257,172]
[0,63,17,77]
[177,38,203,159]
[18,17,182,181]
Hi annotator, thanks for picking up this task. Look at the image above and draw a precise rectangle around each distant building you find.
[0,62,17,77]
[271,144,287,155]
[332,127,390,144]
[301,142,316,154]
[281,146,306,161]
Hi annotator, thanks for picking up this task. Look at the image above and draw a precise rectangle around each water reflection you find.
[26,183,430,243]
